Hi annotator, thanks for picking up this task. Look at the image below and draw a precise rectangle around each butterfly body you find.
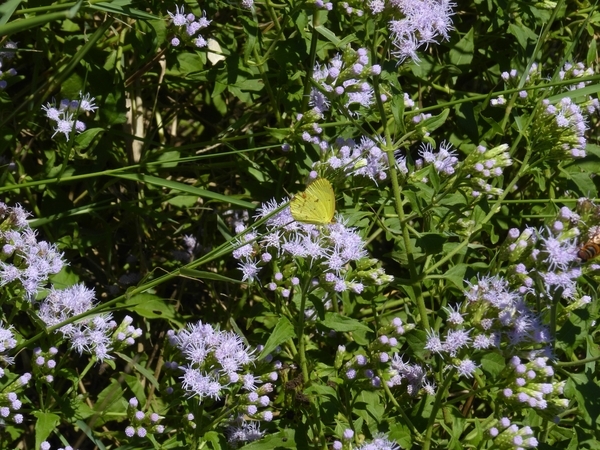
[290,178,335,225]
[578,228,600,262]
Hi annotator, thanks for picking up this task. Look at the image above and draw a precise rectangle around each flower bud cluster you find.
[500,356,567,415]
[111,315,143,352]
[331,427,355,450]
[0,373,30,426]
[124,397,165,439]
[41,92,98,141]
[32,347,59,384]
[494,62,598,160]
[534,97,588,158]
[168,321,275,422]
[461,144,512,198]
[311,0,333,10]
[559,62,596,92]
[313,136,389,183]
[488,417,538,449]
[332,432,401,450]
[40,444,76,450]
[339,318,429,394]
[0,202,64,299]
[499,227,538,265]
[311,47,381,117]
[0,41,18,90]
[496,63,543,105]
[167,5,212,48]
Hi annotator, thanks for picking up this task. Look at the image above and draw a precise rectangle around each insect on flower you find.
[577,228,600,262]
[290,178,336,225]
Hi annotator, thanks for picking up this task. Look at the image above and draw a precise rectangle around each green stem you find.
[422,368,456,450]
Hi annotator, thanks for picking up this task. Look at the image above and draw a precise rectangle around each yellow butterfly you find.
[290,178,336,225]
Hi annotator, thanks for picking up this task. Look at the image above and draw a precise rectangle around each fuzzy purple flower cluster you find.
[234,193,391,297]
[0,202,64,299]
[168,321,275,424]
[310,47,381,118]
[338,0,455,63]
[41,92,98,141]
[38,285,142,362]
[168,5,212,48]
[311,136,389,183]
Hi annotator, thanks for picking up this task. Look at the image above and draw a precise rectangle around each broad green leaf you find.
[117,352,160,389]
[321,312,373,333]
[33,411,60,450]
[449,27,474,67]
[479,351,505,378]
[119,293,176,319]
[441,264,468,290]
[419,109,450,134]
[238,428,296,449]
[259,316,295,358]
[314,24,342,47]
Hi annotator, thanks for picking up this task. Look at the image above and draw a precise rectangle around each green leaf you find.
[420,109,450,134]
[441,264,468,290]
[320,312,373,333]
[116,352,160,389]
[0,9,76,37]
[33,411,60,449]
[479,351,505,378]
[180,268,242,284]
[547,84,600,104]
[507,23,537,49]
[165,195,198,207]
[74,420,107,450]
[0,0,22,26]
[119,293,176,319]
[74,127,103,150]
[113,173,256,209]
[259,316,296,358]
[238,428,296,449]
[568,172,597,196]
[202,431,224,450]
[314,24,342,47]
[89,1,158,20]
[449,27,474,67]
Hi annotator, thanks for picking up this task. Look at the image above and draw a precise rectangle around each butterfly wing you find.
[290,178,335,225]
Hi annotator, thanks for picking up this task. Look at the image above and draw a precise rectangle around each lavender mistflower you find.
[227,419,264,445]
[168,5,212,49]
[355,433,401,450]
[37,284,115,361]
[418,141,459,175]
[388,0,456,63]
[42,92,98,141]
